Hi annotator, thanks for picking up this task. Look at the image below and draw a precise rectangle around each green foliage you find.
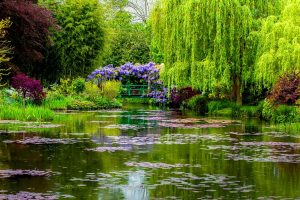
[208,101,235,115]
[187,95,208,114]
[273,105,299,123]
[94,96,122,109]
[0,18,11,87]
[120,97,152,104]
[262,100,275,121]
[102,80,121,100]
[68,99,96,110]
[255,0,300,89]
[44,96,73,110]
[0,104,54,121]
[0,18,11,63]
[239,106,260,118]
[99,1,150,66]
[72,78,86,94]
[150,0,284,103]
[44,0,105,78]
[47,78,73,97]
[84,82,100,101]
[68,95,121,110]
[262,100,299,123]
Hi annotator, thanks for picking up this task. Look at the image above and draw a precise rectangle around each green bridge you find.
[120,84,149,97]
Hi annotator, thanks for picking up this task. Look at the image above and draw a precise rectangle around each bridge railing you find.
[120,84,149,97]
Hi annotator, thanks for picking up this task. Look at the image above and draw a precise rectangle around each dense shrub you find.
[207,101,234,114]
[72,78,86,94]
[68,99,96,110]
[262,100,299,123]
[268,72,300,105]
[11,73,45,104]
[262,100,274,121]
[170,87,200,107]
[94,96,122,108]
[187,95,208,114]
[84,82,101,101]
[102,81,121,100]
[273,105,299,123]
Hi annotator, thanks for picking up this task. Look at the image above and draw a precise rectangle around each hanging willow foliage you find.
[149,0,283,103]
[255,0,300,90]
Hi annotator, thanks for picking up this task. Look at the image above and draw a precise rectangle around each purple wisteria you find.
[87,62,167,103]
[87,62,159,84]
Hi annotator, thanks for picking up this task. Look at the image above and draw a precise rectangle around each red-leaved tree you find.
[268,72,300,105]
[11,73,46,107]
[0,0,57,70]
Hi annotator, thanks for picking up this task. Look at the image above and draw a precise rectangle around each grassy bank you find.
[185,97,300,123]
[119,97,152,104]
[0,104,55,121]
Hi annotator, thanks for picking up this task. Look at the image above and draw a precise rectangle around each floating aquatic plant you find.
[0,170,51,178]
[86,146,132,152]
[4,137,87,145]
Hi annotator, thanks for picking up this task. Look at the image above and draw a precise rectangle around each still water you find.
[0,104,300,199]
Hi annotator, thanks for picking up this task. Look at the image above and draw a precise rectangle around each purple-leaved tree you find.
[11,73,45,108]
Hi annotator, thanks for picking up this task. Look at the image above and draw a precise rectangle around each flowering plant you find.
[87,62,167,103]
[87,62,159,85]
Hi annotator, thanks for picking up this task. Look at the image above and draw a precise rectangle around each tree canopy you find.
[255,0,300,89]
[99,0,151,67]
[0,0,56,69]
[150,0,284,104]
[47,0,105,78]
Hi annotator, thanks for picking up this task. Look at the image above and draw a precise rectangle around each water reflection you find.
[0,105,299,199]
[122,171,148,200]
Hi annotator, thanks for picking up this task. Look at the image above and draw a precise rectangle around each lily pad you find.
[124,162,200,169]
[0,192,58,200]
[0,169,51,178]
[3,137,86,145]
[86,146,132,152]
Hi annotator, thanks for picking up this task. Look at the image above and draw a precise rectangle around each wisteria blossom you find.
[87,62,168,103]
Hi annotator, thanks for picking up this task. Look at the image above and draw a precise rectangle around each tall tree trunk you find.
[232,75,242,105]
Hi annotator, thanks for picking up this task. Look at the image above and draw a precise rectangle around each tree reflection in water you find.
[122,171,148,200]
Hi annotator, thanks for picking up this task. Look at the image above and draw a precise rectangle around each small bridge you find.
[120,84,149,97]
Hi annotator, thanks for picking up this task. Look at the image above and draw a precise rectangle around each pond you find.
[0,104,299,199]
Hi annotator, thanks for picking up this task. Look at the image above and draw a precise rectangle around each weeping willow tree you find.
[255,0,300,90]
[150,0,283,104]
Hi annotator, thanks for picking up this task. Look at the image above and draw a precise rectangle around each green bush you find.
[68,99,96,110]
[84,82,101,101]
[261,100,299,123]
[262,100,274,121]
[187,95,208,114]
[102,80,121,100]
[121,98,151,104]
[94,96,122,108]
[273,105,299,123]
[207,100,234,114]
[72,78,86,94]
[240,106,260,118]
